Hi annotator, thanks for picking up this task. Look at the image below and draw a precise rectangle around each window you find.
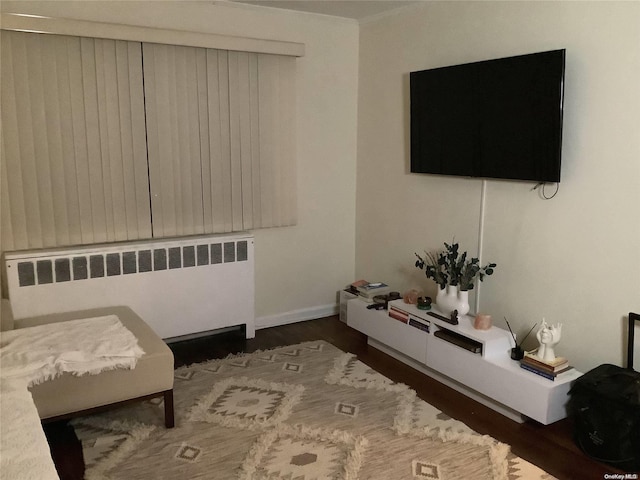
[1,28,297,251]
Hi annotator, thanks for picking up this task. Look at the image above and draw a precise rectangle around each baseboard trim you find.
[256,303,338,329]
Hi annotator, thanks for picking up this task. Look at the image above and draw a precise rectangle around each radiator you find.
[3,233,255,340]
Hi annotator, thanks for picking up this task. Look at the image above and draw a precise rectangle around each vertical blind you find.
[1,30,297,252]
[1,30,151,251]
[143,43,297,236]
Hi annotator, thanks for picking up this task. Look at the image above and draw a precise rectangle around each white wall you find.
[357,1,640,372]
[0,1,360,327]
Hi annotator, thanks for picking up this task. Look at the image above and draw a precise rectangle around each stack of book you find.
[520,351,573,381]
[346,279,369,295]
[356,282,391,302]
[388,305,409,323]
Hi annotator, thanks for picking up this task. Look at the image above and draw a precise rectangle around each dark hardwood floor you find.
[45,315,630,480]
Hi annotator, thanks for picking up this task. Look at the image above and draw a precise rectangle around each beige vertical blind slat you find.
[278,55,298,226]
[116,40,135,237]
[228,51,245,232]
[257,54,276,229]
[269,55,284,227]
[171,47,185,234]
[186,48,205,235]
[236,52,254,230]
[206,49,229,233]
[165,46,177,235]
[169,46,184,234]
[248,54,262,229]
[217,50,234,232]
[197,48,213,234]
[0,30,150,251]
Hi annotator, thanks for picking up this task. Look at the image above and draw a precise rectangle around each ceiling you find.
[227,0,419,21]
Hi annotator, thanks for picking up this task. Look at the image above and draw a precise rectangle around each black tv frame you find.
[410,49,565,183]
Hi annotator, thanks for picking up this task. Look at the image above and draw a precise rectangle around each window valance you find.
[0,13,305,57]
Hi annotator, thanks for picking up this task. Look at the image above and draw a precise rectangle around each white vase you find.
[457,289,470,317]
[435,285,470,318]
[435,285,448,311]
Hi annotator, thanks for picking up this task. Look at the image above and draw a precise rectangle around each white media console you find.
[347,297,581,425]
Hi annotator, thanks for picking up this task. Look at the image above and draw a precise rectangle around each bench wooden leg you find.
[164,390,175,428]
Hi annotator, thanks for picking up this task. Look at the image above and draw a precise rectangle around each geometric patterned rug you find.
[72,341,556,479]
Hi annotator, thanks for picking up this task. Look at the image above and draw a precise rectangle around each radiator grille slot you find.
[224,242,235,263]
[123,252,137,274]
[37,260,53,285]
[90,255,105,278]
[139,250,152,272]
[15,240,250,287]
[168,247,181,269]
[73,257,88,280]
[211,244,223,264]
[154,249,167,271]
[183,246,195,267]
[106,253,121,276]
[197,245,209,265]
[237,241,248,262]
[55,258,71,282]
[17,262,35,287]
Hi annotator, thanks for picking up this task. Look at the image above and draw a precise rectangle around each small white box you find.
[339,290,358,323]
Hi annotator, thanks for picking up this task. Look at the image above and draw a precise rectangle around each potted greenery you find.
[415,241,496,316]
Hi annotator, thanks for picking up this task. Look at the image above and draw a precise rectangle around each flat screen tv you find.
[410,49,565,183]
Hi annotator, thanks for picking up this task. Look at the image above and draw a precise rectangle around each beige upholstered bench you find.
[1,302,175,428]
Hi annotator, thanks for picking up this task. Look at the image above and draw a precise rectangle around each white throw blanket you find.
[0,315,145,480]
[1,315,145,386]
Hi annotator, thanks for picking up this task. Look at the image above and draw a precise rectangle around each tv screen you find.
[410,49,565,183]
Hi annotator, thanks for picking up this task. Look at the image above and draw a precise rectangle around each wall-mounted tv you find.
[410,49,565,183]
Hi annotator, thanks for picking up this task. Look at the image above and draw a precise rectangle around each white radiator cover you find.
[4,233,255,340]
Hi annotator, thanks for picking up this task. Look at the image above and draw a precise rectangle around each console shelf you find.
[347,298,581,425]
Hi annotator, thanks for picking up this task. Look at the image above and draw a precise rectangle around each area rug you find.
[72,341,555,479]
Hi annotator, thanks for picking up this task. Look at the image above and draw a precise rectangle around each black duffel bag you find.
[567,312,640,472]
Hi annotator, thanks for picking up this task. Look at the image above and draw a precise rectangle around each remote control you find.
[367,303,386,310]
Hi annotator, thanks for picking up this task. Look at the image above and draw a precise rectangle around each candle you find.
[474,313,492,330]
